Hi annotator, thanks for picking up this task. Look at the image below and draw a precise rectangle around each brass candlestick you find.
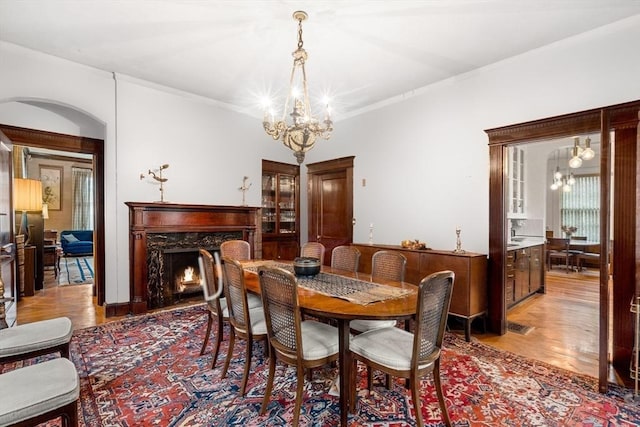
[239,176,252,206]
[453,226,466,254]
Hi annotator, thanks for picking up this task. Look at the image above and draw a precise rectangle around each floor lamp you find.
[14,178,43,245]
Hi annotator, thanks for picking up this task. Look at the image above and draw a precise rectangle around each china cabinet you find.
[261,160,299,260]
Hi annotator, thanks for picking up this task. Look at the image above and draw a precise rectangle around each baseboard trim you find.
[105,302,130,317]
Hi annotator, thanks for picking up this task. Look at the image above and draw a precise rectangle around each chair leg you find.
[293,366,305,427]
[260,348,276,415]
[410,374,424,427]
[210,316,224,369]
[433,361,452,427]
[366,366,373,392]
[350,358,358,410]
[240,337,253,396]
[221,328,235,379]
[200,311,213,356]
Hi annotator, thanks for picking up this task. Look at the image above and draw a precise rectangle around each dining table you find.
[241,261,418,427]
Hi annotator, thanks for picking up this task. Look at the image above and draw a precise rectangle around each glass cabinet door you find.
[278,174,296,234]
[261,173,276,234]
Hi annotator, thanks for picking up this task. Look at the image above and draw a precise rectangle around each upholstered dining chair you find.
[349,250,407,334]
[301,241,325,263]
[220,239,251,261]
[258,266,339,427]
[220,256,268,396]
[546,238,573,272]
[349,270,455,427]
[0,316,73,363]
[330,245,361,272]
[198,249,227,369]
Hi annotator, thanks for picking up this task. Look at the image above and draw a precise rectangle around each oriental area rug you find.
[2,304,639,426]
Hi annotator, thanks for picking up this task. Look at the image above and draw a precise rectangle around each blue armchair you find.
[60,230,93,256]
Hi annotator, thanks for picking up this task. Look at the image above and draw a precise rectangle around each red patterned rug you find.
[2,304,639,426]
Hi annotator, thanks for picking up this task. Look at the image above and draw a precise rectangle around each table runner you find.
[243,261,414,305]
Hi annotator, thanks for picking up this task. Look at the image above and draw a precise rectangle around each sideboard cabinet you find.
[261,160,300,260]
[351,243,487,341]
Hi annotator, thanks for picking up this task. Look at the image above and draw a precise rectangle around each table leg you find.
[338,318,350,426]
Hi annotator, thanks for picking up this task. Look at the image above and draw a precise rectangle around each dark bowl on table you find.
[293,257,321,276]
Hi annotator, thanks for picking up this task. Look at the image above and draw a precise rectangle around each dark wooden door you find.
[307,157,354,265]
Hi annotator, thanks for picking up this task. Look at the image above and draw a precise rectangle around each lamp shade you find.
[14,178,43,212]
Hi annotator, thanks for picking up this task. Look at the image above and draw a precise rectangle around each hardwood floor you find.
[475,267,600,378]
[17,266,602,379]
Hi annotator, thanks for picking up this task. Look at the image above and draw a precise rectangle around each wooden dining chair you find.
[258,266,339,427]
[546,238,573,272]
[301,241,325,263]
[220,239,251,261]
[220,256,268,396]
[198,249,227,369]
[330,245,361,272]
[220,240,262,309]
[350,250,407,334]
[349,270,455,427]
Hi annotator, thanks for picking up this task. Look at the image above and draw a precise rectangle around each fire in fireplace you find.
[164,248,211,296]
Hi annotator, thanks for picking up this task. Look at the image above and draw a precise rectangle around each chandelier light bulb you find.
[569,146,583,168]
[568,173,576,185]
[553,167,562,180]
[581,137,595,160]
[550,182,559,190]
[563,181,571,192]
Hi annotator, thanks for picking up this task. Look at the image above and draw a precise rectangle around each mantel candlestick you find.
[239,176,252,206]
[453,226,466,254]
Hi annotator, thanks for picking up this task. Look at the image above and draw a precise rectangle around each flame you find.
[183,266,195,282]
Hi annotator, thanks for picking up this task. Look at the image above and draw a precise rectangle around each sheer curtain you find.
[561,175,599,241]
[71,167,94,230]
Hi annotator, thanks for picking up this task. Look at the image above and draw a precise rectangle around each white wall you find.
[1,14,640,305]
[311,15,640,252]
[0,41,294,304]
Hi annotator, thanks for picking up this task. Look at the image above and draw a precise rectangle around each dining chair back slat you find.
[220,239,251,261]
[331,245,361,272]
[301,242,325,262]
[371,250,407,283]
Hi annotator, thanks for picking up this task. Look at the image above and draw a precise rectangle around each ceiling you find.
[2,1,640,121]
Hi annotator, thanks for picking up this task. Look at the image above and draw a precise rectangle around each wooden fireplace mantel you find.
[126,202,259,314]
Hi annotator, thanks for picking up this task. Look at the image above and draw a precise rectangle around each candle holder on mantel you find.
[453,226,466,254]
[238,176,252,206]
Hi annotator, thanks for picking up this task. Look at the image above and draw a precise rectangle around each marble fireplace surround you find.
[126,202,260,314]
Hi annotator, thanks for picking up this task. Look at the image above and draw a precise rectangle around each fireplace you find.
[165,248,208,296]
[126,203,260,314]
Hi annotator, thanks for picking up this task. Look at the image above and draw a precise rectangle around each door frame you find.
[485,99,640,392]
[0,124,105,306]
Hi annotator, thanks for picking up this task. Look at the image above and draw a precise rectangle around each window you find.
[71,167,94,230]
[561,175,599,241]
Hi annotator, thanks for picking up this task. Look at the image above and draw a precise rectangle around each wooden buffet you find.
[351,243,487,341]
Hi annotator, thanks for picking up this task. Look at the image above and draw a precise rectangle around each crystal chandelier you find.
[263,11,333,164]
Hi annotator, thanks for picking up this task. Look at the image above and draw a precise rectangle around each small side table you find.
[43,244,60,278]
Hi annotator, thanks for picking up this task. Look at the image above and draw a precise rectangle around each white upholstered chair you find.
[0,316,73,363]
[258,265,339,427]
[349,270,455,427]
[220,256,268,396]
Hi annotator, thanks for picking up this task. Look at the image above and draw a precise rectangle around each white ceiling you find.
[2,1,640,121]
